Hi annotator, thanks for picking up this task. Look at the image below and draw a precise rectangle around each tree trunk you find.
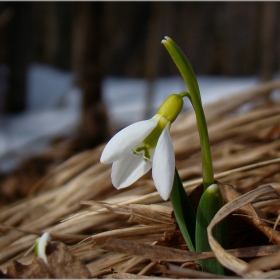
[72,2,110,148]
[4,2,33,113]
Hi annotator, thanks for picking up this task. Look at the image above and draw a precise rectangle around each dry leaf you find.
[208,184,279,277]
[246,248,280,273]
[4,258,51,278]
[3,241,91,279]
[218,182,280,244]
[101,237,280,265]
[92,224,176,245]
[47,241,91,278]
[165,263,234,279]
[112,272,161,278]
[2,80,280,277]
[128,204,175,225]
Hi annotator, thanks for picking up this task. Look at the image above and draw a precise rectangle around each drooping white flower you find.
[100,94,184,200]
[34,232,51,265]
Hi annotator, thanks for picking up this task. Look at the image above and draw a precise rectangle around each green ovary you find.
[157,94,183,123]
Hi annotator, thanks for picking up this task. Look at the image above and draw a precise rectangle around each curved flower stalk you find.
[34,232,51,265]
[162,36,214,190]
[162,36,229,275]
[101,94,184,200]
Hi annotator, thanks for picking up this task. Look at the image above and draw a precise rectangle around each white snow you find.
[0,64,82,172]
[103,75,260,127]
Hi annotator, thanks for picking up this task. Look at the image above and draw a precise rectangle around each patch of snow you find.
[102,75,260,127]
[0,62,279,172]
[0,63,82,172]
[26,64,76,111]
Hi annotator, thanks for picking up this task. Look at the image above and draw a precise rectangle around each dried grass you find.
[1,80,280,278]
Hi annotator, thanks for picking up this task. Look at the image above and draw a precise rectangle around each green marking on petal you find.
[133,146,151,162]
[142,115,168,147]
[133,115,169,162]
[132,115,169,162]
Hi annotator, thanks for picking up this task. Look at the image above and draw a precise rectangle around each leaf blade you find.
[170,168,196,251]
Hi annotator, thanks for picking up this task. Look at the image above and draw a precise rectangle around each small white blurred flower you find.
[34,232,51,265]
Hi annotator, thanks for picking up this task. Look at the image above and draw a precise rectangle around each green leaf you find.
[195,184,229,275]
[170,168,196,251]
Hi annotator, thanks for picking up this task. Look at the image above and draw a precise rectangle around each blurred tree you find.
[259,2,278,81]
[72,2,109,148]
[2,2,33,113]
[32,2,74,69]
[0,2,280,143]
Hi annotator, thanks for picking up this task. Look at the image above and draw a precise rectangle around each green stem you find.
[163,37,214,190]
[191,95,214,190]
[163,37,229,275]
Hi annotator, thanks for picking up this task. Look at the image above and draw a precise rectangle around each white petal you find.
[37,232,51,265]
[100,119,157,164]
[112,153,152,189]
[152,124,175,200]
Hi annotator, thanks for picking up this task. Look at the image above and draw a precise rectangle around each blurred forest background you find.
[0,2,280,204]
[0,2,280,144]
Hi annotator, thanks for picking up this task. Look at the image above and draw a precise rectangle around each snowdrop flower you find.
[100,93,184,200]
[34,232,51,265]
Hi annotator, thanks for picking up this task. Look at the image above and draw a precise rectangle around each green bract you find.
[196,184,227,274]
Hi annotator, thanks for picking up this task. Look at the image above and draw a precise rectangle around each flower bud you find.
[157,94,183,123]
